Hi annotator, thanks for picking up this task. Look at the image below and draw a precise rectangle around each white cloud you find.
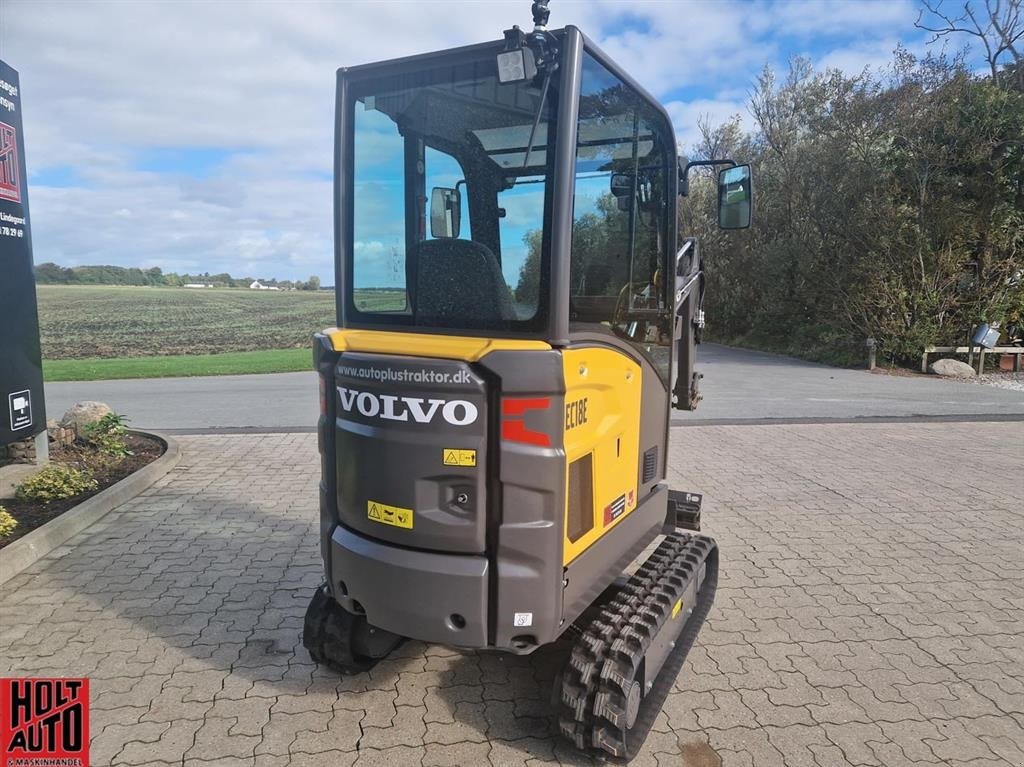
[749,0,917,37]
[3,0,926,280]
[816,38,907,76]
[665,98,749,159]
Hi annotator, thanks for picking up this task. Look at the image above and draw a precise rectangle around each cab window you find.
[347,57,555,332]
[567,52,673,382]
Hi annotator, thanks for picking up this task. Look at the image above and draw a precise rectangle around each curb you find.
[0,431,181,588]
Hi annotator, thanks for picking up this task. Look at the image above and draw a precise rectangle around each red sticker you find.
[501,397,551,447]
[1,678,90,767]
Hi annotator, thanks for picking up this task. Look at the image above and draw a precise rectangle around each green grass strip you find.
[43,348,312,382]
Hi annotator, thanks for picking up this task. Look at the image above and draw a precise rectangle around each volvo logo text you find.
[337,387,478,426]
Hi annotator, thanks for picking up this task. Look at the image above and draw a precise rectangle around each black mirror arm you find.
[678,157,736,197]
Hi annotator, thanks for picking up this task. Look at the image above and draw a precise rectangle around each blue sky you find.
[1,0,956,282]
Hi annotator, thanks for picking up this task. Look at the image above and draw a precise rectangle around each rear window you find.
[346,54,557,333]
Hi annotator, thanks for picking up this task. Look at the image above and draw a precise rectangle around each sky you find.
[1,0,938,282]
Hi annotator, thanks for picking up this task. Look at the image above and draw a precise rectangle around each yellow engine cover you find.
[561,347,642,565]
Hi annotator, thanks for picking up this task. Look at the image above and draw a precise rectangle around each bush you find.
[16,465,98,504]
[688,55,1023,369]
[0,506,16,537]
[83,413,132,457]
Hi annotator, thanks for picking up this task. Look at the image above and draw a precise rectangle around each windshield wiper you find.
[521,66,553,171]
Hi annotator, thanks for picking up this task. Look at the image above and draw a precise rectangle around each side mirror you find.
[717,165,752,229]
[610,173,632,212]
[430,187,461,239]
[610,173,633,198]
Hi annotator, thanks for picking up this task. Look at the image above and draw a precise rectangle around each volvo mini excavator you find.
[303,1,753,759]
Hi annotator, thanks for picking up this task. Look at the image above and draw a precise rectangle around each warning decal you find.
[603,494,626,526]
[367,500,413,529]
[442,448,477,467]
[8,389,31,431]
[603,488,637,527]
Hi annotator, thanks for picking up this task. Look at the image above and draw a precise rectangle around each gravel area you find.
[973,372,1024,392]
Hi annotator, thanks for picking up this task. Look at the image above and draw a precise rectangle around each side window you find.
[424,146,470,240]
[498,174,546,320]
[569,53,672,382]
[352,101,407,312]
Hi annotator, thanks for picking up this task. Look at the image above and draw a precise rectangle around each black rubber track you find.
[556,533,719,761]
[303,585,389,675]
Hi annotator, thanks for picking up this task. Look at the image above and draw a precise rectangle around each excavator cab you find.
[305,5,752,760]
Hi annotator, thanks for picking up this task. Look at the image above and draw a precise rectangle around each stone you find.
[60,401,112,431]
[0,462,38,499]
[0,438,36,465]
[46,419,77,448]
[929,358,976,378]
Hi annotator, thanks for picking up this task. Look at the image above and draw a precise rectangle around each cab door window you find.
[568,53,673,382]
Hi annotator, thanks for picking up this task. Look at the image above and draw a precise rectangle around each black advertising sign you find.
[0,60,46,446]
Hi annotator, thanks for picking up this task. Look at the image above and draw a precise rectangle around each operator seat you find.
[406,238,515,324]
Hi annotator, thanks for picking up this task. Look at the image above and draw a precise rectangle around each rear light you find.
[501,397,551,446]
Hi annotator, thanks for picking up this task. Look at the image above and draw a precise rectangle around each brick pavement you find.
[1,423,1022,766]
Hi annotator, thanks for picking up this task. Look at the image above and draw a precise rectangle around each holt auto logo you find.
[1,678,89,767]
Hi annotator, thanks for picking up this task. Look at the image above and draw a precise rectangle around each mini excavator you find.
[304,1,753,759]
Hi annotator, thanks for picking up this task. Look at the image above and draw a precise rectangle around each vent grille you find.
[642,446,659,484]
[567,453,594,543]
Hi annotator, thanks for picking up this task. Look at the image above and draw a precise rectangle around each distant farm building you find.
[184,283,213,288]
[249,280,279,291]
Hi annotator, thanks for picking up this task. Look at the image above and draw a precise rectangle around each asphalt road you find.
[675,343,1024,422]
[43,343,1024,431]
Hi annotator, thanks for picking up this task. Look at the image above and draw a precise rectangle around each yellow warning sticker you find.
[671,598,683,619]
[442,448,477,467]
[367,500,414,530]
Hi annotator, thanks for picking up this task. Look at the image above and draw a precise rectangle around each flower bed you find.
[0,433,163,550]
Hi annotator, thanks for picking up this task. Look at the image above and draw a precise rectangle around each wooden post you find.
[977,349,986,375]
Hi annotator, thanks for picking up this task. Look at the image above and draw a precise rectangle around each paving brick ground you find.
[2,423,1022,767]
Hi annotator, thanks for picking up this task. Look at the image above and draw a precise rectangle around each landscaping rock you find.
[47,419,77,448]
[0,463,37,498]
[60,401,112,431]
[929,358,976,378]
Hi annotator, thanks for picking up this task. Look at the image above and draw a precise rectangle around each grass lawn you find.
[43,348,313,382]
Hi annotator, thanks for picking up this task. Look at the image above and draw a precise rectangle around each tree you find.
[34,263,72,283]
[518,193,655,305]
[686,46,1023,366]
[916,0,1023,90]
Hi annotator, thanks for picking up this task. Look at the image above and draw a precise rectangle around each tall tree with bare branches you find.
[916,0,1023,89]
